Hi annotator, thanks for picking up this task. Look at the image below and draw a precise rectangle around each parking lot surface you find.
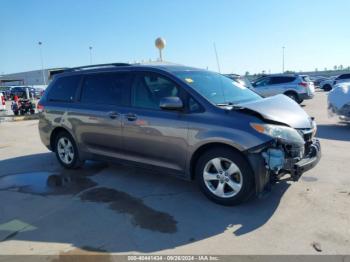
[0,91,349,255]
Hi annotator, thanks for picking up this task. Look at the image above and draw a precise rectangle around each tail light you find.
[298,82,308,88]
[37,103,44,112]
[1,95,5,105]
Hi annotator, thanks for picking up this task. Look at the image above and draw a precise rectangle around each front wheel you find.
[54,131,84,169]
[195,148,255,206]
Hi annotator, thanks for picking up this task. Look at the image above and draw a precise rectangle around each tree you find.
[245,71,250,76]
[324,67,328,71]
[339,65,343,70]
[315,68,318,72]
[334,65,337,70]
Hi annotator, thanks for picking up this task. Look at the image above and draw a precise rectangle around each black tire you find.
[30,109,35,115]
[54,131,84,169]
[284,92,300,103]
[195,147,255,206]
[13,110,19,116]
[323,84,332,91]
[20,110,25,115]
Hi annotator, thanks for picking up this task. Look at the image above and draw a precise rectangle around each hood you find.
[238,94,312,129]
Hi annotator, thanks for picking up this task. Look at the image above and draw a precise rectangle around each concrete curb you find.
[0,114,39,123]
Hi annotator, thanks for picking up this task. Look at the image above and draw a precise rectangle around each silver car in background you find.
[321,74,350,91]
[251,74,315,104]
[328,82,350,122]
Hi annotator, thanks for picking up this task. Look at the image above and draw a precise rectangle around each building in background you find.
[0,69,52,87]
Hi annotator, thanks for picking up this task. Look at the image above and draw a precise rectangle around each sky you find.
[0,0,349,75]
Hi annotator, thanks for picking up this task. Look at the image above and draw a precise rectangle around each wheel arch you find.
[50,127,75,152]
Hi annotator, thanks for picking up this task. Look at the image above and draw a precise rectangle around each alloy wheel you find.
[203,157,243,198]
[57,137,75,165]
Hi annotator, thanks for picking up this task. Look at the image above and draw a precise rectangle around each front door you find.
[122,71,189,174]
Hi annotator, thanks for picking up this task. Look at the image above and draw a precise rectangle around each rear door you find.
[121,71,189,174]
[71,72,131,157]
[267,76,297,96]
[251,77,271,97]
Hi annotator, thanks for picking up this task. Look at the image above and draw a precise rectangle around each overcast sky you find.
[1,0,349,74]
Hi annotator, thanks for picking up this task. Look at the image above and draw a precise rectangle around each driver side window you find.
[131,72,180,110]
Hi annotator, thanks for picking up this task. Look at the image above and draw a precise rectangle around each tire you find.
[54,131,84,169]
[13,111,19,116]
[195,147,255,206]
[30,109,35,115]
[284,92,299,103]
[323,84,332,91]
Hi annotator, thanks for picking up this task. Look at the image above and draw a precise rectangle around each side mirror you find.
[160,96,183,110]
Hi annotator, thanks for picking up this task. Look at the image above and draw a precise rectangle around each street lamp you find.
[282,46,285,73]
[89,46,93,65]
[38,41,46,85]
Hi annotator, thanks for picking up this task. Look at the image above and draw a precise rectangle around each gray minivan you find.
[38,63,321,205]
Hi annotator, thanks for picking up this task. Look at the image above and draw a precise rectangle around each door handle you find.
[125,113,137,121]
[108,111,120,119]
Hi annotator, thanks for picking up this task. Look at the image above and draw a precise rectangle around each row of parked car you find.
[319,73,350,91]
[0,86,45,100]
[225,72,350,123]
[225,74,315,104]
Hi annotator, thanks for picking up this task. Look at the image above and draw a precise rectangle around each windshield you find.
[174,70,261,105]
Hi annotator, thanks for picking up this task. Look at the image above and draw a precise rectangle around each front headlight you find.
[251,123,305,145]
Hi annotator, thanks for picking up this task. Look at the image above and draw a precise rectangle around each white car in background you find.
[328,82,350,122]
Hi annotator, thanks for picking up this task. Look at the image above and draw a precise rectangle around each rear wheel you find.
[323,84,332,91]
[54,131,84,169]
[195,147,255,206]
[284,92,301,103]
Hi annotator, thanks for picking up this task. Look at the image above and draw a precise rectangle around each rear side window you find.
[270,76,296,84]
[80,73,130,106]
[48,76,81,102]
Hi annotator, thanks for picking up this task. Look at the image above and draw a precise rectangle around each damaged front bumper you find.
[246,138,321,194]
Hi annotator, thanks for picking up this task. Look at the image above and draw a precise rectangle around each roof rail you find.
[66,63,131,72]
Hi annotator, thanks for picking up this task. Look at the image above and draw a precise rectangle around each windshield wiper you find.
[216,102,243,110]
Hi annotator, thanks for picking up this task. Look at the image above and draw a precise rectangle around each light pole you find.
[282,46,285,73]
[38,41,46,85]
[89,46,93,65]
[213,42,221,73]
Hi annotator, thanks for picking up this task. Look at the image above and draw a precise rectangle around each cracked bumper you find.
[247,138,321,194]
[292,139,321,180]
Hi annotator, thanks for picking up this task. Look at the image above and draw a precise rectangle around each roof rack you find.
[66,63,131,72]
